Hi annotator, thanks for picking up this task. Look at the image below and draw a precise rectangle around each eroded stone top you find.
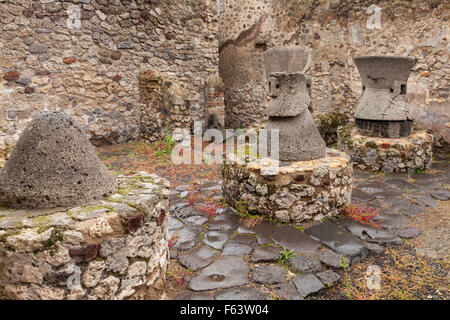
[0,111,118,209]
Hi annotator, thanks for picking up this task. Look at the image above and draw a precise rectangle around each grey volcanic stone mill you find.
[353,56,418,138]
[0,111,117,209]
[265,71,326,161]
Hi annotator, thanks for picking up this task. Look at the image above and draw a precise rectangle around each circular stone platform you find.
[0,172,170,300]
[222,149,352,223]
[337,123,434,173]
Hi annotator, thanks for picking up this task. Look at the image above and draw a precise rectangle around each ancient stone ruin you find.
[0,111,117,209]
[222,48,352,223]
[0,111,170,300]
[265,72,325,161]
[353,56,417,138]
[337,56,434,173]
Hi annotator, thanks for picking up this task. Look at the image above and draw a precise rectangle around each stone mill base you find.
[337,123,434,173]
[222,149,353,224]
[0,173,170,300]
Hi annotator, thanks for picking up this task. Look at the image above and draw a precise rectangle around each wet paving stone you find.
[169,199,189,212]
[273,283,304,300]
[384,198,423,216]
[182,215,210,226]
[207,210,241,231]
[168,216,185,231]
[317,248,350,269]
[304,222,368,261]
[237,220,278,239]
[338,218,403,246]
[173,206,204,219]
[287,254,323,274]
[395,227,421,239]
[222,242,253,256]
[431,189,450,201]
[316,270,341,287]
[188,256,250,291]
[384,177,421,191]
[251,265,286,285]
[229,234,256,245]
[354,181,399,199]
[272,225,322,255]
[215,286,270,300]
[250,245,282,263]
[351,188,376,203]
[293,273,325,297]
[372,210,409,230]
[169,227,199,251]
[177,245,218,271]
[405,193,438,209]
[409,173,443,186]
[202,230,230,250]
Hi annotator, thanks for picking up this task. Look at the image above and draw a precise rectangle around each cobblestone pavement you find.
[167,147,449,300]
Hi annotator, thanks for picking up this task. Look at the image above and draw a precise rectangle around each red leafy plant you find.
[198,202,221,219]
[167,264,190,286]
[343,204,383,228]
[168,234,179,249]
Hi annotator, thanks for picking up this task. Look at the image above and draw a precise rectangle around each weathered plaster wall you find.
[0,0,219,157]
[218,0,449,142]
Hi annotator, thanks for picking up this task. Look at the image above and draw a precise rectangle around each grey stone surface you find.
[383,197,422,215]
[168,216,185,231]
[351,188,376,203]
[405,193,438,209]
[0,111,117,209]
[222,242,253,256]
[250,245,282,263]
[263,47,310,80]
[317,248,350,269]
[252,265,286,285]
[265,72,325,161]
[395,227,421,239]
[305,222,368,260]
[316,270,341,287]
[431,190,450,201]
[173,206,204,219]
[272,225,321,255]
[215,287,270,300]
[293,274,325,297]
[207,211,240,231]
[182,215,209,226]
[170,227,198,251]
[338,218,403,245]
[202,230,230,250]
[273,283,304,300]
[177,245,218,271]
[366,242,385,254]
[287,255,323,274]
[353,56,417,137]
[188,256,250,291]
[372,210,409,230]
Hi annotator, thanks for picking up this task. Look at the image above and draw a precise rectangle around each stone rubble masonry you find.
[0,172,170,300]
[222,148,353,223]
[337,123,434,173]
[0,0,219,157]
[218,0,449,142]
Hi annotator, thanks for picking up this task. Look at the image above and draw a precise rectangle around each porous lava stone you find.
[0,111,117,209]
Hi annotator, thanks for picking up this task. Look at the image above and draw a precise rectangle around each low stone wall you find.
[337,123,434,173]
[222,149,353,223]
[0,173,170,300]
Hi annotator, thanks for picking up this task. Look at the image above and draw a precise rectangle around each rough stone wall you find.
[0,0,219,155]
[0,173,170,300]
[218,0,449,142]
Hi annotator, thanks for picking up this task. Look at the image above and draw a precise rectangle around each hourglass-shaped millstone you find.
[265,72,326,161]
[354,56,418,138]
